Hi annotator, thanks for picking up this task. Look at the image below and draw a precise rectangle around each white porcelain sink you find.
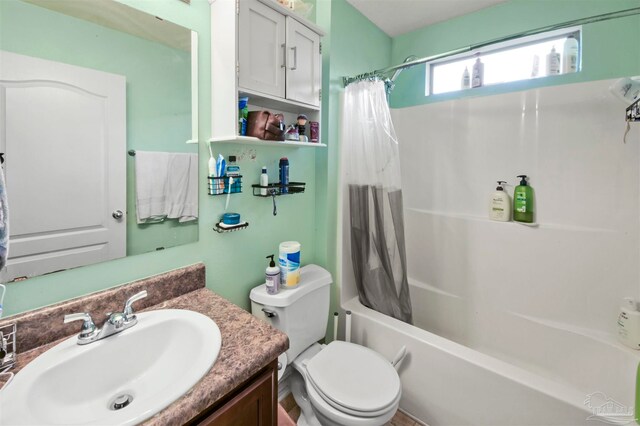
[0,309,221,425]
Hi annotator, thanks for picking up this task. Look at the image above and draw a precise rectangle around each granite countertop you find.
[3,287,289,425]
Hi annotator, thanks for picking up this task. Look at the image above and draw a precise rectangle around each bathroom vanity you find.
[0,263,288,425]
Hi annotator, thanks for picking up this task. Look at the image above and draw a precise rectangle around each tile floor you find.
[279,393,423,426]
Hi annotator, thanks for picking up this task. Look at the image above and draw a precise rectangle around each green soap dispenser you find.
[513,175,535,223]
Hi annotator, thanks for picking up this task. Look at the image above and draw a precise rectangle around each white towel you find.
[135,151,198,224]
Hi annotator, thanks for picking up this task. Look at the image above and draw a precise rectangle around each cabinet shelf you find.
[239,88,320,113]
[209,136,326,148]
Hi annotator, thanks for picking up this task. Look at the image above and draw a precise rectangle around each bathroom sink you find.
[0,309,221,425]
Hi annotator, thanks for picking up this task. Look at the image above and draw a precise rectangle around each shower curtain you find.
[342,80,412,324]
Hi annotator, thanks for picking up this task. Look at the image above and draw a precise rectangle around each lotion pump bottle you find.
[461,67,470,89]
[513,175,534,223]
[618,297,640,350]
[562,35,579,74]
[265,255,280,295]
[489,181,511,222]
[546,46,561,75]
[260,167,269,196]
[472,56,484,88]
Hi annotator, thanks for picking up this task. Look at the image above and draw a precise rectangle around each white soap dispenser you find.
[562,35,579,73]
[461,66,470,89]
[472,55,484,88]
[489,181,511,222]
[265,255,280,295]
[618,297,640,349]
[546,46,561,75]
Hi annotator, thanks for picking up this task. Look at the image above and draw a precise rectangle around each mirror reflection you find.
[0,0,199,283]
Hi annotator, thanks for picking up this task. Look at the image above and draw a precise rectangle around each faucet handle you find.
[123,290,147,321]
[64,312,98,339]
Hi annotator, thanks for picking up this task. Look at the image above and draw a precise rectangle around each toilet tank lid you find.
[250,264,332,307]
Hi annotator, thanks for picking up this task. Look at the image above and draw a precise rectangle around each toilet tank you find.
[250,264,331,363]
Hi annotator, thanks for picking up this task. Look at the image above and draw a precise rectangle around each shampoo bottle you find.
[546,46,561,75]
[472,56,484,88]
[260,167,269,196]
[461,67,470,89]
[279,157,289,194]
[489,181,511,222]
[562,35,579,74]
[618,297,640,350]
[513,175,534,223]
[265,255,280,295]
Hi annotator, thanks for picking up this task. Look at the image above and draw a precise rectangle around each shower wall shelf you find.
[251,182,306,197]
[209,136,326,148]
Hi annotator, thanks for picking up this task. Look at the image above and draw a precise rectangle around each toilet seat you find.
[304,341,401,417]
[305,377,401,426]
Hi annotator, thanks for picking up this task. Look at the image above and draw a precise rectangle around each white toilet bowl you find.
[249,265,402,426]
[290,341,401,426]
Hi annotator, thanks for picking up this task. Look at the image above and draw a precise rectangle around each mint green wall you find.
[1,0,319,317]
[315,0,392,331]
[390,0,640,108]
[0,0,197,256]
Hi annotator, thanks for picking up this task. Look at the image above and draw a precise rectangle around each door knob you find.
[112,210,124,219]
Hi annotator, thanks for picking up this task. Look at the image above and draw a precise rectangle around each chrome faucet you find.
[64,290,147,345]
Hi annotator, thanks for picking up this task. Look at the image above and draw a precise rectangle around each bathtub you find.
[342,290,639,425]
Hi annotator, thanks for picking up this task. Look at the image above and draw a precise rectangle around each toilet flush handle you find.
[262,308,278,318]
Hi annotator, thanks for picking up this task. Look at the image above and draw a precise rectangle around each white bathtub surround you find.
[340,78,640,425]
[341,79,412,323]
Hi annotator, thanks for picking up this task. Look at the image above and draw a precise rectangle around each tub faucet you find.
[64,290,148,345]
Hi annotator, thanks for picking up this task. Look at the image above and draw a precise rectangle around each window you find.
[426,27,581,96]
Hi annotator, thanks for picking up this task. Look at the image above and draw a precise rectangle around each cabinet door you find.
[238,0,286,98]
[285,17,321,107]
[197,368,276,426]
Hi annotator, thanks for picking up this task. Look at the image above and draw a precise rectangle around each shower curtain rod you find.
[342,6,640,87]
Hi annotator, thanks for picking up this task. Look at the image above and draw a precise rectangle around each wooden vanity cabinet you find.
[190,359,278,426]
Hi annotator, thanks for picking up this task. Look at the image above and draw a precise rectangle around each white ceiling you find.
[345,0,510,37]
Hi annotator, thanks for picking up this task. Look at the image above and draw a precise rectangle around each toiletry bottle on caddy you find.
[618,297,640,349]
[260,166,269,196]
[279,157,289,194]
[489,181,511,222]
[562,35,579,74]
[546,46,561,75]
[513,175,534,223]
[472,55,484,88]
[461,67,470,89]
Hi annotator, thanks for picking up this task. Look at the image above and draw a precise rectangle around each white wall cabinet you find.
[211,0,324,144]
[284,17,321,106]
[238,0,286,99]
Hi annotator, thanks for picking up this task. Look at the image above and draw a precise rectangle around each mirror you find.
[0,0,199,283]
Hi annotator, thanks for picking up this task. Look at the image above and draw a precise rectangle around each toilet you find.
[250,264,401,426]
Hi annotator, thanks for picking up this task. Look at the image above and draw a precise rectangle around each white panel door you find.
[285,17,321,107]
[238,0,286,98]
[0,51,126,281]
